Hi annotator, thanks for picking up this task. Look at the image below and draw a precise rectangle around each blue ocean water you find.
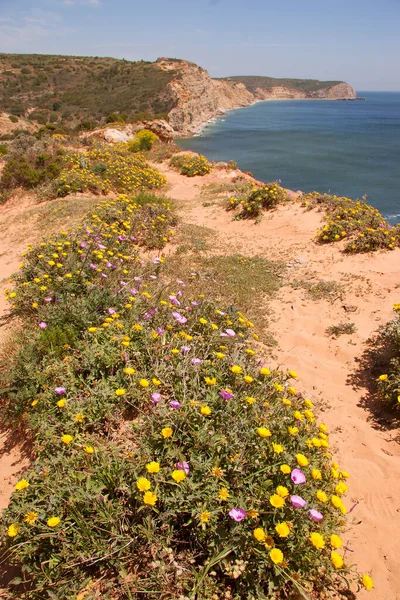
[178,92,400,223]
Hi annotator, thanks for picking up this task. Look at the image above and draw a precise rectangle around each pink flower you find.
[177,461,190,474]
[44,296,52,303]
[170,400,181,409]
[39,322,47,329]
[228,508,246,522]
[151,392,161,405]
[309,509,323,521]
[172,311,187,325]
[220,389,234,400]
[220,329,235,337]
[291,468,306,484]
[181,345,191,353]
[290,495,307,508]
[55,387,66,395]
[191,357,202,365]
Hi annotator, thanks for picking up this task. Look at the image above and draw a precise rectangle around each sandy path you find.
[157,163,400,600]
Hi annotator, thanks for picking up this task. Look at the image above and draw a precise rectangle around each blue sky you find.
[0,0,399,90]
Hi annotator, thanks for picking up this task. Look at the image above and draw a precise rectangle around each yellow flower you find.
[171,349,179,355]
[260,367,271,376]
[304,399,313,408]
[161,427,173,438]
[57,398,66,408]
[288,426,298,435]
[61,434,73,445]
[378,374,388,381]
[312,468,322,480]
[247,509,259,518]
[201,405,212,416]
[331,551,344,568]
[270,494,285,509]
[253,527,266,542]
[218,488,230,501]
[199,317,208,324]
[331,495,343,509]
[31,399,38,406]
[276,486,289,498]
[124,367,135,375]
[139,379,149,387]
[272,443,284,454]
[319,423,328,433]
[200,511,210,523]
[47,517,61,527]
[288,370,298,378]
[275,522,290,537]
[269,548,283,564]
[136,477,151,491]
[84,446,95,454]
[243,375,254,383]
[146,461,160,473]
[143,491,157,506]
[14,479,29,491]
[335,482,348,495]
[115,388,126,396]
[215,352,225,359]
[231,365,242,374]
[74,413,85,422]
[7,524,19,537]
[257,427,272,438]
[172,470,186,483]
[293,410,303,421]
[211,466,224,477]
[204,377,216,385]
[280,464,291,474]
[330,534,343,549]
[309,532,325,549]
[24,511,38,525]
[362,574,374,590]
[296,453,308,467]
[88,327,97,333]
[316,490,328,503]
[152,378,161,386]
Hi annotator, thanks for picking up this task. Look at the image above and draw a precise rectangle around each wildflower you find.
[57,399,66,408]
[75,413,85,422]
[55,387,66,395]
[200,511,210,523]
[331,551,344,568]
[362,574,374,590]
[331,495,343,509]
[172,470,186,483]
[270,494,285,509]
[247,509,259,518]
[88,327,97,333]
[309,532,325,549]
[177,461,190,474]
[47,517,61,527]
[220,388,234,400]
[170,400,181,409]
[84,446,95,454]
[137,477,151,491]
[216,352,225,359]
[39,322,47,330]
[309,509,323,521]
[378,374,388,381]
[151,392,161,405]
[172,311,187,325]
[296,453,308,467]
[290,495,307,508]
[218,488,230,500]
[143,491,157,506]
[275,522,290,537]
[272,443,284,454]
[24,511,38,525]
[212,466,224,477]
[291,468,306,484]
[7,524,19,537]
[257,427,272,438]
[317,490,328,503]
[205,377,216,385]
[269,548,283,564]
[276,486,289,498]
[288,370,298,378]
[259,367,271,375]
[231,365,242,374]
[229,508,246,522]
[161,427,173,438]
[280,464,291,474]
[14,479,29,491]
[312,468,322,480]
[61,434,73,445]
[330,534,343,549]
[335,482,348,495]
[124,367,135,375]
[288,426,298,435]
[253,528,266,542]
[146,462,160,473]
[201,405,211,416]
[139,379,149,388]
[115,388,126,396]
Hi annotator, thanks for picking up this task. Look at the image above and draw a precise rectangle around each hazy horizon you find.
[1,0,399,91]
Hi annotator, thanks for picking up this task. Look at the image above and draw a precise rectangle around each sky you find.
[0,0,399,90]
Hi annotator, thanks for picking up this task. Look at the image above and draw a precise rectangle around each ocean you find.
[177,92,400,224]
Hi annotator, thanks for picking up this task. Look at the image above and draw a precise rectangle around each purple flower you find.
[220,329,235,337]
[55,387,66,395]
[229,508,246,522]
[44,296,52,303]
[157,327,164,335]
[169,295,181,306]
[309,509,323,521]
[191,357,202,365]
[170,400,181,409]
[153,257,161,264]
[106,262,113,268]
[97,244,106,250]
[151,392,161,405]
[181,345,191,354]
[220,389,234,400]
[80,242,87,248]
[130,288,138,295]
[290,495,307,508]
[172,311,187,325]
[177,279,185,286]
[177,461,190,474]
[108,308,116,315]
[191,300,199,306]
[101,273,107,278]
[38,321,47,329]
[118,235,126,241]
[291,468,306,485]
[89,263,97,270]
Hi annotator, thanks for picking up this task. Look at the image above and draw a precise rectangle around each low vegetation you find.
[375,304,400,410]
[326,322,357,337]
[170,153,212,177]
[0,188,373,598]
[220,75,343,95]
[227,183,289,219]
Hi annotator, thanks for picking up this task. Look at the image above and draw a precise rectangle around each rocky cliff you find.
[157,58,357,136]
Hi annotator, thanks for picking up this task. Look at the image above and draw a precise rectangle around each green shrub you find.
[227,183,289,219]
[0,144,8,156]
[0,157,43,190]
[171,153,212,177]
[8,115,19,123]
[127,129,158,153]
[376,305,400,409]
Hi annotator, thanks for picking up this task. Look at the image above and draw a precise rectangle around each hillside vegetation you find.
[220,75,342,94]
[0,54,177,130]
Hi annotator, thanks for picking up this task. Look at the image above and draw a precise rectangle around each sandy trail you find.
[157,163,400,600]
[0,164,399,598]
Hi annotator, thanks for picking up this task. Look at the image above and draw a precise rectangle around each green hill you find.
[220,75,343,94]
[0,54,177,130]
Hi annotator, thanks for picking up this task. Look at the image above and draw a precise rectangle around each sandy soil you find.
[0,163,399,598]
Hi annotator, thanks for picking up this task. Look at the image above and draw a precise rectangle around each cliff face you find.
[157,58,357,136]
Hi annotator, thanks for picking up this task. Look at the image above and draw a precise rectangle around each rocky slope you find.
[157,58,357,136]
